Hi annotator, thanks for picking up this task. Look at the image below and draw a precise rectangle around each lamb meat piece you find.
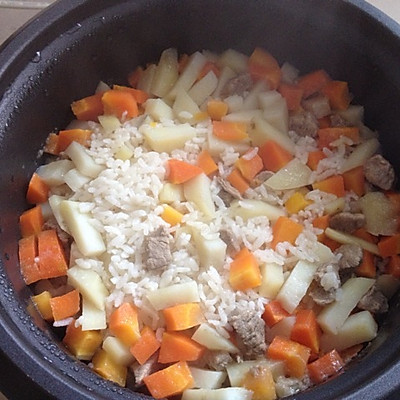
[289,110,319,138]
[358,286,388,314]
[142,226,172,270]
[364,154,395,190]
[252,170,274,187]
[329,212,365,233]
[309,283,337,306]
[204,350,233,371]
[301,94,331,119]
[229,310,266,358]
[309,262,340,306]
[335,243,363,270]
[218,177,243,205]
[221,72,253,98]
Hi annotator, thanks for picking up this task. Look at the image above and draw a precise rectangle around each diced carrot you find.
[386,254,400,278]
[113,84,150,104]
[308,349,344,384]
[37,229,68,280]
[158,331,205,364]
[343,166,365,197]
[71,92,104,121]
[312,214,330,241]
[101,89,139,120]
[285,192,312,214]
[161,204,184,226]
[312,175,345,198]
[227,168,250,195]
[353,228,378,244]
[235,148,264,181]
[229,247,262,291]
[270,216,304,250]
[241,364,277,400]
[127,66,144,88]
[317,127,360,149]
[49,289,80,321]
[290,309,321,354]
[163,303,203,331]
[378,233,400,258]
[18,235,41,285]
[31,290,53,320]
[167,159,203,184]
[19,205,44,237]
[92,349,127,387]
[26,173,49,204]
[262,300,290,327]
[198,60,220,80]
[63,320,103,361]
[44,133,60,155]
[307,150,326,171]
[355,250,376,278]
[248,47,282,90]
[321,80,351,111]
[322,236,341,252]
[143,361,194,399]
[259,140,293,172]
[130,326,161,365]
[109,303,141,347]
[278,83,304,111]
[57,129,92,153]
[178,53,190,74]
[267,335,311,378]
[197,149,218,176]
[206,99,228,120]
[212,120,248,141]
[318,116,331,129]
[297,69,331,98]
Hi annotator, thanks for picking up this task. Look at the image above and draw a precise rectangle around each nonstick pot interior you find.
[1,0,400,399]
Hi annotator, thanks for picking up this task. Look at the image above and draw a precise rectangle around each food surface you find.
[19,47,400,399]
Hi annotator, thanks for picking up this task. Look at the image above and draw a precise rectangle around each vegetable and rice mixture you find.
[19,47,400,399]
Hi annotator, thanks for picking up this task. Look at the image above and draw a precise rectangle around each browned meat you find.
[289,111,319,138]
[302,94,331,119]
[364,154,395,190]
[335,244,363,270]
[309,283,337,306]
[221,72,253,98]
[329,212,365,233]
[252,170,274,187]
[230,310,266,358]
[132,354,160,386]
[358,286,388,314]
[204,350,233,371]
[142,226,172,270]
[218,177,243,205]
[309,262,340,306]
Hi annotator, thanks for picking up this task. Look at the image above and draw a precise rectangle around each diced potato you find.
[276,260,318,313]
[151,48,179,98]
[141,123,196,153]
[242,81,268,110]
[184,173,216,218]
[313,242,334,264]
[340,138,380,173]
[188,71,218,106]
[67,266,109,311]
[81,297,107,331]
[98,115,121,134]
[224,94,244,113]
[252,117,295,154]
[325,227,380,255]
[317,277,375,334]
[159,183,185,203]
[263,102,289,135]
[102,336,135,366]
[146,281,200,311]
[223,109,263,124]
[60,200,106,257]
[337,105,364,126]
[320,311,378,352]
[182,388,253,400]
[376,274,400,299]
[265,316,296,342]
[39,201,53,220]
[259,262,284,299]
[48,195,70,233]
[167,51,207,101]
[36,159,74,186]
[226,359,285,386]
[359,192,397,236]
[64,168,91,192]
[190,367,227,390]
[137,63,157,93]
[191,229,227,269]
[212,66,236,98]
[114,144,134,161]
[324,197,346,215]
[229,199,286,222]
[258,90,284,110]
[217,49,249,73]
[64,141,104,178]
[206,126,250,157]
[173,89,201,123]
[191,323,239,353]
[145,98,174,121]
[265,159,312,191]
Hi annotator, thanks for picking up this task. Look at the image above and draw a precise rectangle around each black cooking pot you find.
[1,0,400,399]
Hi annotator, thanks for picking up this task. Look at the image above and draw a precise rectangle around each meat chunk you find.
[229,310,266,358]
[335,244,363,271]
[142,226,172,270]
[364,154,395,190]
[221,72,253,98]
[309,262,340,306]
[309,283,337,306]
[217,177,243,206]
[204,350,233,371]
[289,111,319,138]
[358,286,388,314]
[329,212,365,233]
[302,94,331,119]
